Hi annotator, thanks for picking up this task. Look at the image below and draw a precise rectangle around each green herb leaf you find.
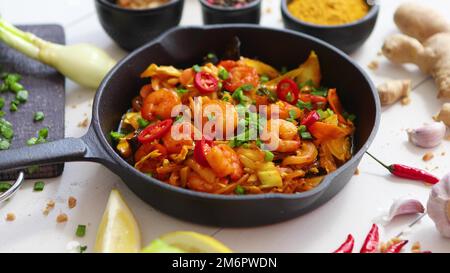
[235,185,246,195]
[33,181,45,191]
[76,225,86,237]
[33,111,45,122]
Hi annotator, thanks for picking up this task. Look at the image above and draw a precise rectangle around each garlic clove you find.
[386,198,425,221]
[427,173,450,238]
[407,121,446,148]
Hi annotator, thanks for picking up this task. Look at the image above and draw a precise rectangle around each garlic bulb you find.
[407,121,446,148]
[427,173,450,238]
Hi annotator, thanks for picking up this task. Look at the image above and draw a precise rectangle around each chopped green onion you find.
[218,69,229,80]
[241,84,254,91]
[311,87,328,97]
[296,100,313,110]
[4,73,21,83]
[33,181,45,191]
[38,127,48,139]
[256,87,277,103]
[231,89,250,105]
[0,121,14,139]
[235,185,246,195]
[287,109,297,122]
[10,102,17,112]
[10,82,24,93]
[33,111,45,122]
[0,139,10,150]
[285,92,293,102]
[300,131,313,140]
[16,90,28,103]
[0,111,4,117]
[317,108,334,120]
[0,83,8,92]
[76,225,86,237]
[264,150,274,162]
[260,75,270,83]
[174,115,183,123]
[110,131,125,141]
[137,118,150,129]
[26,137,38,146]
[0,182,12,192]
[192,65,201,73]
[176,88,189,95]
[0,97,4,109]
[343,112,356,122]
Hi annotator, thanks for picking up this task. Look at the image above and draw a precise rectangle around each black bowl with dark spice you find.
[199,0,261,25]
[95,0,184,51]
[281,0,379,54]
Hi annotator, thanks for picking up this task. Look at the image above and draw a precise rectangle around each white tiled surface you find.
[1,0,450,253]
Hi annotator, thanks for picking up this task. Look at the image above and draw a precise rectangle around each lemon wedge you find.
[94,189,141,253]
[142,231,232,253]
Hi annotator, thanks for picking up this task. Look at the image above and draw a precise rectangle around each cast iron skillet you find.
[0,25,380,227]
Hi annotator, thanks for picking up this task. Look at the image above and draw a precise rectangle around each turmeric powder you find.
[287,0,369,26]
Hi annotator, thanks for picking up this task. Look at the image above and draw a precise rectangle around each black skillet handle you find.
[0,129,114,172]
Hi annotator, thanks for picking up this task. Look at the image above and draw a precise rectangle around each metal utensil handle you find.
[0,172,24,203]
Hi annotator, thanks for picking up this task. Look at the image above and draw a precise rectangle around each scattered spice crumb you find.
[265,7,272,13]
[77,118,89,128]
[401,96,411,105]
[68,196,77,209]
[411,242,421,253]
[71,105,77,109]
[380,237,402,253]
[377,51,383,56]
[43,200,55,215]
[441,152,446,156]
[367,60,379,70]
[422,152,434,162]
[446,135,450,141]
[354,168,360,175]
[6,213,15,222]
[56,213,68,223]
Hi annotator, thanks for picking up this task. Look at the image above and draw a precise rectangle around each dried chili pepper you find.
[366,152,440,184]
[385,240,408,253]
[360,224,379,253]
[333,234,354,253]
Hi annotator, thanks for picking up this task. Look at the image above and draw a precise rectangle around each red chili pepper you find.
[299,93,328,104]
[333,234,354,253]
[301,110,320,127]
[385,240,408,253]
[366,152,440,184]
[194,136,214,167]
[194,71,218,94]
[360,224,379,253]
[277,78,299,104]
[137,119,173,144]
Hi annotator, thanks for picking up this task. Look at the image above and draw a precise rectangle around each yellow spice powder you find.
[288,0,369,26]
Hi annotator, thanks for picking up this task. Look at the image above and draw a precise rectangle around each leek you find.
[0,17,116,89]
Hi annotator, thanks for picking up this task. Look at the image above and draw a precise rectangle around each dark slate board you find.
[0,25,65,180]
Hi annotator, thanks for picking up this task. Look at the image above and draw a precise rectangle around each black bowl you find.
[281,0,379,54]
[0,25,380,227]
[95,0,184,51]
[199,0,261,25]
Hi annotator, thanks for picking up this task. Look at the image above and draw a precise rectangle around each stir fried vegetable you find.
[112,51,355,195]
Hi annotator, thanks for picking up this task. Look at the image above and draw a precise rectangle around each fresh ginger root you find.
[377,79,411,106]
[436,103,450,127]
[382,3,450,99]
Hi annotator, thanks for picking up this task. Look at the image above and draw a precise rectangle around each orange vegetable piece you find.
[309,122,350,143]
[327,88,346,124]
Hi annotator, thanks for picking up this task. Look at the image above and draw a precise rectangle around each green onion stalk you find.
[0,17,116,89]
